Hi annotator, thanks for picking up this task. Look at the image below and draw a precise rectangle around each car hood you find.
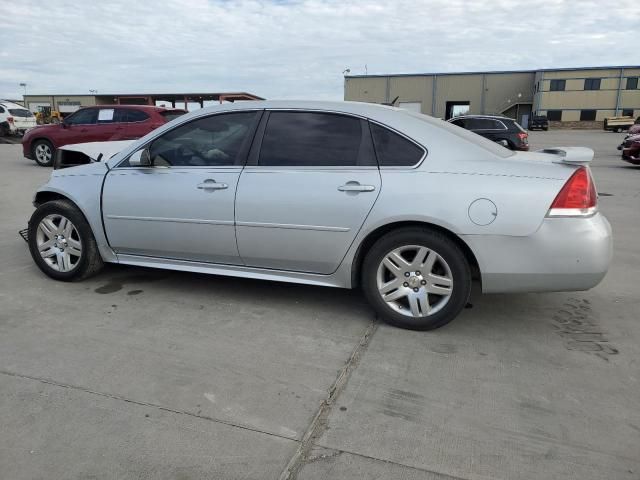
[59,140,135,161]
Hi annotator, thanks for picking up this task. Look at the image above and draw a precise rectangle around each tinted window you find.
[9,108,32,117]
[622,109,634,117]
[370,123,424,167]
[580,110,597,121]
[584,78,601,90]
[550,79,566,91]
[627,77,638,90]
[147,111,257,167]
[126,109,150,122]
[547,110,562,121]
[259,112,362,167]
[450,119,466,128]
[66,108,97,125]
[160,110,186,122]
[466,118,502,130]
[0,106,5,113]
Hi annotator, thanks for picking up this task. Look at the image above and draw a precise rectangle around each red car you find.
[23,105,186,166]
[621,133,640,165]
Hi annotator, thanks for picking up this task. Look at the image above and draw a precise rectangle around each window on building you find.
[580,110,597,121]
[550,80,566,91]
[622,109,634,117]
[547,110,562,121]
[584,78,601,90]
[370,123,425,167]
[627,77,639,90]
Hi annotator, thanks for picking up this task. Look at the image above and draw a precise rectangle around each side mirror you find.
[129,148,151,167]
[61,121,68,129]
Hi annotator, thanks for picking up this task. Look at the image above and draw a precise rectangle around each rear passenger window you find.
[126,110,149,122]
[370,123,424,167]
[259,112,364,167]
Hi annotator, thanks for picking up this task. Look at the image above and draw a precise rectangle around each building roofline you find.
[345,65,640,79]
[22,92,265,100]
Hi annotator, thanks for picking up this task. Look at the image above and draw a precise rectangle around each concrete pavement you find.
[0,131,638,479]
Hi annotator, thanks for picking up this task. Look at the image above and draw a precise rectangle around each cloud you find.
[0,0,638,100]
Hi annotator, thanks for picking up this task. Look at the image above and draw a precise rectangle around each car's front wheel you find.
[28,200,104,281]
[32,139,55,167]
[362,228,471,330]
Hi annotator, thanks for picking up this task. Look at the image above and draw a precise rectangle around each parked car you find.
[447,115,529,150]
[22,105,186,166]
[24,101,611,331]
[528,115,549,131]
[0,100,37,136]
[603,115,639,133]
[620,133,640,165]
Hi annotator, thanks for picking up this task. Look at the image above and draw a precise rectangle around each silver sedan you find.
[26,101,612,330]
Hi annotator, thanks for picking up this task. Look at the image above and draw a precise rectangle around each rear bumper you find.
[462,213,612,293]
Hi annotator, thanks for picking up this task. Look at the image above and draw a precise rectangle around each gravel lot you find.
[1,130,638,480]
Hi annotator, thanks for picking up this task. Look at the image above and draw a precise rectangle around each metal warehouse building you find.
[344,66,640,128]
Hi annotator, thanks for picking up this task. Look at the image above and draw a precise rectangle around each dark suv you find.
[447,115,529,151]
[528,115,549,131]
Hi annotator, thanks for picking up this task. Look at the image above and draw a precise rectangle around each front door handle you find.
[197,179,228,191]
[338,182,376,192]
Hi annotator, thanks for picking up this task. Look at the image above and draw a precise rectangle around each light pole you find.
[19,83,27,97]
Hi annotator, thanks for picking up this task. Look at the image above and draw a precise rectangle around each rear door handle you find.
[338,182,376,192]
[197,179,228,191]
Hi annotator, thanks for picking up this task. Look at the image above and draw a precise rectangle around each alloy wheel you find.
[35,214,82,272]
[35,143,52,163]
[376,245,453,317]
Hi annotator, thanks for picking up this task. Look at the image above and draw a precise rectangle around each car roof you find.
[449,114,512,120]
[0,100,29,110]
[88,104,184,111]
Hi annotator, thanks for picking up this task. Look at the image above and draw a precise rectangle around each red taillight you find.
[7,116,14,124]
[547,166,597,217]
[517,132,528,143]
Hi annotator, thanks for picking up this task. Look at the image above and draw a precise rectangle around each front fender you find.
[34,163,117,263]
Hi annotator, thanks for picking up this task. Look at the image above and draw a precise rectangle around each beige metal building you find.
[345,66,640,128]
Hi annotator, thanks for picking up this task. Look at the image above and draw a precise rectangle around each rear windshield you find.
[405,110,515,158]
[9,109,33,117]
[160,110,187,122]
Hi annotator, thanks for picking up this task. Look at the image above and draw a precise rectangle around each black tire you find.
[32,139,55,167]
[28,199,104,281]
[361,228,471,331]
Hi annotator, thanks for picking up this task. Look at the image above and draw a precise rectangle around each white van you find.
[0,100,37,136]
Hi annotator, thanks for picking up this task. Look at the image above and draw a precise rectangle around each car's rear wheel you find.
[28,200,104,281]
[362,228,471,330]
[32,139,55,167]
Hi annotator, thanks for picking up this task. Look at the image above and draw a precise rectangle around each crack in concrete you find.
[0,368,297,443]
[278,317,379,480]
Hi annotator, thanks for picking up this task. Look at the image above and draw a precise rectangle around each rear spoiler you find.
[538,147,594,165]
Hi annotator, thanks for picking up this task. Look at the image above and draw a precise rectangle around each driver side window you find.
[148,111,258,167]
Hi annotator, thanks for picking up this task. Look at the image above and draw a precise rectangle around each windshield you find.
[9,109,33,117]
[160,110,187,122]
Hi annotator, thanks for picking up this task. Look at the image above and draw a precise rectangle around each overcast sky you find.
[0,0,637,101]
